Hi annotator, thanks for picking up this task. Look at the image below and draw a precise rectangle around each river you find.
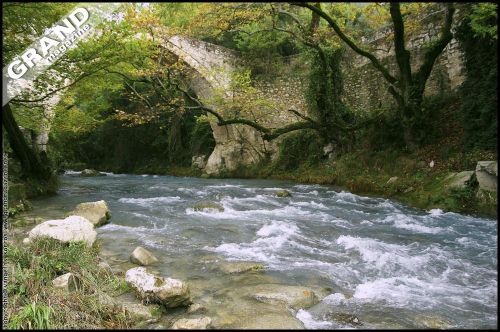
[23,172,497,329]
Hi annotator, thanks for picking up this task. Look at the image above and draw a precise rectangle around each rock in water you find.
[125,267,191,308]
[191,201,224,212]
[81,168,105,177]
[275,190,292,198]
[218,261,265,274]
[70,200,111,227]
[241,284,319,310]
[172,317,212,329]
[130,246,159,266]
[52,273,81,292]
[28,216,96,247]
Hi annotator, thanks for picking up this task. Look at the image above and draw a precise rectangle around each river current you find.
[25,172,497,329]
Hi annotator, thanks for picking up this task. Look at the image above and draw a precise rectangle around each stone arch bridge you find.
[163,36,308,176]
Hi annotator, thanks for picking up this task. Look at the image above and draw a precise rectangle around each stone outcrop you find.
[475,161,497,192]
[70,200,111,227]
[125,267,191,308]
[240,284,319,310]
[171,317,212,329]
[386,176,399,185]
[52,273,80,292]
[445,171,475,190]
[130,246,159,266]
[28,216,97,247]
[192,155,207,170]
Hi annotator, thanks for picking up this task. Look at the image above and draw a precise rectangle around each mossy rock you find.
[275,190,292,198]
[192,201,224,212]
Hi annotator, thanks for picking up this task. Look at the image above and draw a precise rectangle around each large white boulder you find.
[125,267,191,308]
[130,246,159,266]
[70,200,111,227]
[28,216,96,247]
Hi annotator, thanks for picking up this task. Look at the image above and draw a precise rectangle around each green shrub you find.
[274,130,323,171]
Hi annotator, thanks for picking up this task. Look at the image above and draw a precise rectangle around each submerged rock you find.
[242,312,304,329]
[218,261,265,274]
[241,283,319,310]
[187,303,207,314]
[125,267,191,308]
[70,200,111,227]
[130,246,159,266]
[191,201,224,212]
[28,216,96,247]
[325,312,362,326]
[172,317,212,329]
[274,190,292,198]
[81,168,105,177]
[52,272,80,292]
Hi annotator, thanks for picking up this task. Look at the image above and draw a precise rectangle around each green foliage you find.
[469,3,497,39]
[5,238,135,329]
[274,130,323,171]
[455,11,497,151]
[190,117,215,157]
[7,301,52,329]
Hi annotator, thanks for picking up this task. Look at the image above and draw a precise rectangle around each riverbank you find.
[229,147,498,219]
[56,146,497,219]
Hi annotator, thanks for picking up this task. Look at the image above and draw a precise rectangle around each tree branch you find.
[414,3,455,94]
[292,2,398,85]
[390,3,412,85]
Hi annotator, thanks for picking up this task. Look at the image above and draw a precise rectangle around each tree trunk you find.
[2,103,51,180]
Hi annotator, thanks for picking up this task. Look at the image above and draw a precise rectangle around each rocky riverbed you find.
[7,171,498,329]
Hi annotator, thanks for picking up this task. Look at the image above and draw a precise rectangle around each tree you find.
[2,3,72,180]
[294,2,456,149]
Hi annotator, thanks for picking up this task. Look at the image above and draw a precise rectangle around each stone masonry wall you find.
[343,10,465,113]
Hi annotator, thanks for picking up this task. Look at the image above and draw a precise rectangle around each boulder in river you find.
[171,317,212,329]
[130,246,159,266]
[240,283,319,310]
[81,168,105,177]
[218,261,265,274]
[52,272,81,292]
[191,201,224,212]
[274,190,292,198]
[70,200,111,227]
[125,267,191,308]
[28,216,97,247]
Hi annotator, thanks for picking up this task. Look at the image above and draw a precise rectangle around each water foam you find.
[296,309,333,329]
[118,196,182,207]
